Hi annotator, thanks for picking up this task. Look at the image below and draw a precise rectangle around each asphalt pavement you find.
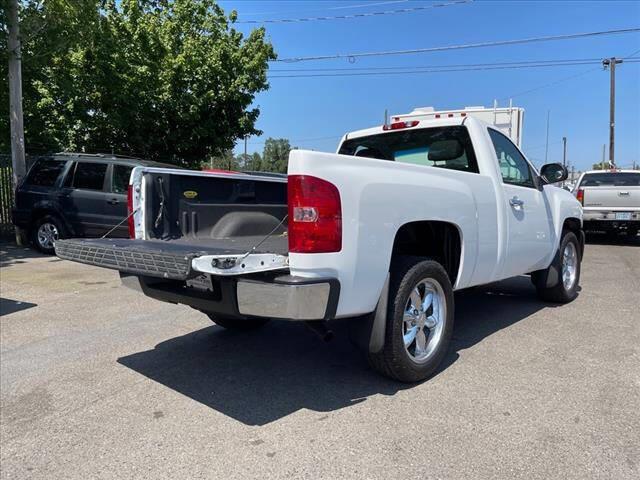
[1,235,639,479]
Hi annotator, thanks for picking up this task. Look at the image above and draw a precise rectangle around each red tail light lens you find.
[576,188,584,206]
[288,175,342,253]
[127,185,135,238]
[383,120,419,131]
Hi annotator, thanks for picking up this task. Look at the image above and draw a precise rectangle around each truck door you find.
[487,129,552,278]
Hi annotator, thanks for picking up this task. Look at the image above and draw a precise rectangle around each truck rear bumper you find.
[57,238,340,321]
[122,273,340,321]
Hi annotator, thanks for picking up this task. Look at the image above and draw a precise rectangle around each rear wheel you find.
[205,313,269,331]
[532,231,581,303]
[368,256,454,383]
[31,215,66,254]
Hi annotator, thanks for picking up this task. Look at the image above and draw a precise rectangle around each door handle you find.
[107,198,119,205]
[618,191,630,196]
[509,196,524,208]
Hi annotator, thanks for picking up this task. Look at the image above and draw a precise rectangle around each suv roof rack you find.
[54,152,145,161]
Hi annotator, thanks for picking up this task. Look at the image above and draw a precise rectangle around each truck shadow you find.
[585,231,639,246]
[118,276,559,426]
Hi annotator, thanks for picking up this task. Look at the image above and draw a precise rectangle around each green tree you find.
[203,150,237,171]
[260,138,290,173]
[1,0,276,168]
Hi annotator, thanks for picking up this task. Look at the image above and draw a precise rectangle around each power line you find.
[503,45,640,100]
[237,1,409,17]
[270,57,612,73]
[274,27,640,62]
[268,59,640,78]
[237,0,470,24]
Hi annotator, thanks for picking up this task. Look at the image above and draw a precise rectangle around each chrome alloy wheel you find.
[562,242,578,290]
[37,222,59,250]
[402,278,447,364]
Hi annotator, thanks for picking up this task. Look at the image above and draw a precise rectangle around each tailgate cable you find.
[238,214,288,263]
[100,207,139,239]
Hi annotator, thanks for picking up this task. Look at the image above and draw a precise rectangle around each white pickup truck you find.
[56,115,583,382]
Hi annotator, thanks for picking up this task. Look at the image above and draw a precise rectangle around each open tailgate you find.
[56,237,288,280]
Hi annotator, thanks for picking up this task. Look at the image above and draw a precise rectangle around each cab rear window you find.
[580,172,640,187]
[338,126,479,174]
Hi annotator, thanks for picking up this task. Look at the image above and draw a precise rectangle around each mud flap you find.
[348,274,389,354]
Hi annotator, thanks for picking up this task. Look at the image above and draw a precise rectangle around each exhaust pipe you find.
[304,321,334,342]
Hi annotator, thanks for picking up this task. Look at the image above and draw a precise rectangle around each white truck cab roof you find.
[339,105,524,150]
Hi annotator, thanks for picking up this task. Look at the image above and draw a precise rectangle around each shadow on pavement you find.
[118,276,555,425]
[0,297,38,316]
[0,241,46,268]
[585,231,639,247]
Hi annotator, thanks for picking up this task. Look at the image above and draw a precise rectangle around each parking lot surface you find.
[1,236,639,479]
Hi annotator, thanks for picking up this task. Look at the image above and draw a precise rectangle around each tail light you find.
[383,120,419,131]
[576,188,584,206]
[127,185,135,238]
[288,175,341,253]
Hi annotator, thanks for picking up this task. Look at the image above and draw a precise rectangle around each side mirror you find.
[540,163,568,185]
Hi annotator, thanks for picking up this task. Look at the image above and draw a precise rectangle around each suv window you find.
[112,165,133,194]
[25,159,67,187]
[488,129,535,188]
[338,126,479,174]
[65,162,108,191]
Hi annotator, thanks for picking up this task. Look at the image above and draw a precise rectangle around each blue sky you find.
[223,0,640,171]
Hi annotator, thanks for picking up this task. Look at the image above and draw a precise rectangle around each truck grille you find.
[55,239,192,280]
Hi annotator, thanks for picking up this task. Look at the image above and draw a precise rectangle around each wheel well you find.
[563,217,581,234]
[562,217,584,257]
[391,221,462,285]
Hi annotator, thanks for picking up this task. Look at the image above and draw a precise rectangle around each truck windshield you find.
[580,172,640,187]
[338,126,479,174]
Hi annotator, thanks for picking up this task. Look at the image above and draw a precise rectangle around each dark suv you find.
[12,153,174,253]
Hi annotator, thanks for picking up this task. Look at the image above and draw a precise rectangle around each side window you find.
[68,162,108,191]
[112,165,133,194]
[25,160,67,187]
[488,129,535,188]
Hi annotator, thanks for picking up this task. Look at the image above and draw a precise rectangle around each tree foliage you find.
[260,137,291,173]
[1,0,276,168]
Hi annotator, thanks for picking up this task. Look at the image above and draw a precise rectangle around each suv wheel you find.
[368,256,454,383]
[31,216,65,254]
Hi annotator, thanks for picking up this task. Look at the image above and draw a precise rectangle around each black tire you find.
[204,313,269,331]
[532,231,581,303]
[368,256,454,383]
[31,215,66,254]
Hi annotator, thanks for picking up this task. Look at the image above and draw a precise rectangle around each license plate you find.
[615,212,632,220]
[186,274,214,292]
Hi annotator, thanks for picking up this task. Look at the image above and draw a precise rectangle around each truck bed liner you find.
[55,235,289,280]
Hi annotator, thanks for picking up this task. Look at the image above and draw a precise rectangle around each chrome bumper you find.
[237,277,339,321]
[120,272,340,321]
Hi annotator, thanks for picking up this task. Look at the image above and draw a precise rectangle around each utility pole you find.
[7,0,27,245]
[7,0,26,184]
[562,136,567,169]
[603,57,623,168]
[544,110,550,164]
[601,144,606,170]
